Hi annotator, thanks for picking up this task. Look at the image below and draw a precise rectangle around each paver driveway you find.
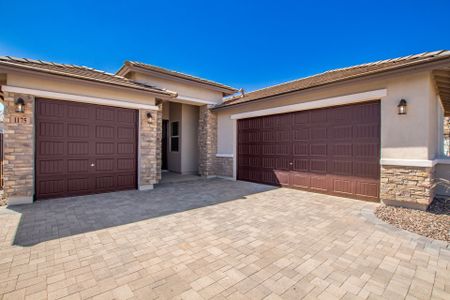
[0,179,448,300]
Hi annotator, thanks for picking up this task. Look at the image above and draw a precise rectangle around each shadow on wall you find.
[10,178,276,246]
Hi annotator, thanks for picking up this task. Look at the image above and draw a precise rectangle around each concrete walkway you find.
[0,179,448,299]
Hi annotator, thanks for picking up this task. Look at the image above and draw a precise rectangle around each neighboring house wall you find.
[215,70,446,209]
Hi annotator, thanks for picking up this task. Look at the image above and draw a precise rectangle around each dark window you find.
[171,122,179,152]
[171,122,179,136]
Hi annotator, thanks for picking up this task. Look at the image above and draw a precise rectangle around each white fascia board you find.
[230,89,387,120]
[1,85,159,110]
[174,95,217,106]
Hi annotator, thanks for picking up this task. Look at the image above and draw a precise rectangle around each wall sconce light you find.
[398,99,407,115]
[15,98,25,113]
[146,112,153,124]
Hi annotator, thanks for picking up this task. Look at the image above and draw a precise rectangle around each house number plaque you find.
[12,116,30,124]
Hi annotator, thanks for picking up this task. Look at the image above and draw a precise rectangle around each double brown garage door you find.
[237,101,380,201]
[35,98,137,199]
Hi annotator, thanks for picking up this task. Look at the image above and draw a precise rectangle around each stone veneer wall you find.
[2,92,35,204]
[380,165,435,210]
[198,105,217,177]
[139,107,161,189]
[214,156,233,178]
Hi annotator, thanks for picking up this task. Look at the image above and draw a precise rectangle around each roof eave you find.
[120,62,238,95]
[0,62,176,98]
[212,55,450,111]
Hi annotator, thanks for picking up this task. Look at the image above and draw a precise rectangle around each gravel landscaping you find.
[375,197,450,242]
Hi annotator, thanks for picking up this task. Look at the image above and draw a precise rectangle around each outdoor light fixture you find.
[15,98,25,113]
[398,99,407,115]
[146,112,153,124]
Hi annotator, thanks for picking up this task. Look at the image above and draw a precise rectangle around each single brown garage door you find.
[237,101,380,201]
[35,98,138,199]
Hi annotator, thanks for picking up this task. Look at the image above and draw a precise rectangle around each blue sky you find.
[1,0,450,92]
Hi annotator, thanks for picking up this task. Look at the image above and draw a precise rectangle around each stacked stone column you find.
[2,92,34,204]
[138,105,161,190]
[198,105,217,177]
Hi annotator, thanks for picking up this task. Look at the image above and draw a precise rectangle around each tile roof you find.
[215,50,450,109]
[121,61,238,94]
[0,56,176,96]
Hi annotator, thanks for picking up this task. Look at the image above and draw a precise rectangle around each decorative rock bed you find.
[375,197,450,242]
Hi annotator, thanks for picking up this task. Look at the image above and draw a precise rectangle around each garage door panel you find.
[38,179,65,196]
[238,101,380,201]
[67,142,89,155]
[331,160,353,176]
[96,125,114,139]
[355,181,379,199]
[293,128,309,141]
[67,159,89,173]
[310,143,327,156]
[310,175,328,191]
[95,176,115,189]
[353,161,379,178]
[353,124,379,139]
[36,98,137,200]
[311,127,327,140]
[95,142,115,155]
[95,107,116,122]
[331,143,353,157]
[330,125,353,140]
[117,127,135,139]
[291,172,310,189]
[117,174,136,188]
[38,141,65,156]
[293,158,309,172]
[310,159,327,173]
[353,143,379,157]
[67,178,90,192]
[293,142,309,156]
[67,105,90,120]
[39,122,65,137]
[38,101,65,118]
[68,123,89,138]
[293,111,309,125]
[332,177,354,195]
[117,143,135,155]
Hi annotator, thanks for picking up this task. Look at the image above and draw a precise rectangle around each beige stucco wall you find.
[132,73,223,103]
[181,104,199,174]
[5,70,157,106]
[217,71,439,161]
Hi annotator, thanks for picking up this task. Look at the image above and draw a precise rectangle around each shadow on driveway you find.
[10,178,275,246]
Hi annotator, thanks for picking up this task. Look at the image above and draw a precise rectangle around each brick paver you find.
[0,179,448,299]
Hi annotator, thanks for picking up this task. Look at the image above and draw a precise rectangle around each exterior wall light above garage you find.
[398,99,407,115]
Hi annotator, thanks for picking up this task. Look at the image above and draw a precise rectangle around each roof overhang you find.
[433,69,450,116]
[213,56,450,112]
[117,63,237,95]
[0,62,177,98]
